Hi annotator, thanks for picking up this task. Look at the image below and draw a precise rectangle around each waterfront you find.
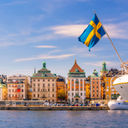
[0,110,128,128]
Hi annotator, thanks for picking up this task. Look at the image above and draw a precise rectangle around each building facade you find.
[67,60,86,104]
[0,78,7,100]
[90,69,101,100]
[7,75,29,100]
[56,76,67,102]
[32,62,57,103]
[100,62,108,99]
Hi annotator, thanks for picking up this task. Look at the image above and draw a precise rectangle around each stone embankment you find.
[0,106,109,110]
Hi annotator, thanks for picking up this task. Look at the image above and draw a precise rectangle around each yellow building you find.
[85,80,90,99]
[2,86,7,100]
[26,78,32,100]
[100,62,120,100]
[56,76,67,102]
[0,78,7,100]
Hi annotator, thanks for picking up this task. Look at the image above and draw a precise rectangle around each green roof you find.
[32,62,56,78]
[91,69,99,77]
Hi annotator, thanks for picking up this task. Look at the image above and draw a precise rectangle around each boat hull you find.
[114,84,128,100]
[108,101,128,110]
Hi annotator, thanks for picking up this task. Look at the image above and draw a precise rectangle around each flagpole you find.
[95,12,123,64]
[102,26,123,64]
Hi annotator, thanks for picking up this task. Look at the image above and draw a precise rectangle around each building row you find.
[0,60,120,104]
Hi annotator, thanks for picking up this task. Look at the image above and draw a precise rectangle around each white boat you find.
[108,96,128,110]
[108,74,128,110]
[113,74,128,100]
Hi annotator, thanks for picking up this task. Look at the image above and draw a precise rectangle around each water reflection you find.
[0,110,127,128]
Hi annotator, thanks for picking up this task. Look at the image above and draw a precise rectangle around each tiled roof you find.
[68,60,85,78]
[69,59,84,73]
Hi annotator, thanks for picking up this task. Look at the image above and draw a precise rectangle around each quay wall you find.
[0,106,109,111]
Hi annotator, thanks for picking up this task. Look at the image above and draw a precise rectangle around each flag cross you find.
[90,20,102,39]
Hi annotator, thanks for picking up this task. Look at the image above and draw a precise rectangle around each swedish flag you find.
[79,14,106,51]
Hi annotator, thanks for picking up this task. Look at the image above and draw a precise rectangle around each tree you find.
[57,89,66,101]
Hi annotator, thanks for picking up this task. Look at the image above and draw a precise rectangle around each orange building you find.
[90,69,101,100]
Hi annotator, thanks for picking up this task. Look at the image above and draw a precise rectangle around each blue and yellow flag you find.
[78,14,106,51]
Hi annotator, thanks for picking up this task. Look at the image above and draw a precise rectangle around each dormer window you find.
[75,69,79,72]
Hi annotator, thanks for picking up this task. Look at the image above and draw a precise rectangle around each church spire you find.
[34,68,36,74]
[74,58,77,64]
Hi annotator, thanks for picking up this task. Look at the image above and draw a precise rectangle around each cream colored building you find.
[7,75,30,100]
[32,62,57,103]
[67,60,86,104]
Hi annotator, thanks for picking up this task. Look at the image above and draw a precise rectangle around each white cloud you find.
[51,25,86,37]
[35,45,56,48]
[15,54,75,62]
[51,22,128,39]
[84,61,120,68]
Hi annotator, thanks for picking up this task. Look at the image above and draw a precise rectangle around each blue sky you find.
[0,0,128,77]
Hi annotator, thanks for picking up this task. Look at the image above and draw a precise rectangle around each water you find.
[0,110,128,128]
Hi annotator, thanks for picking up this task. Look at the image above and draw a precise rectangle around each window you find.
[52,79,54,82]
[52,94,54,97]
[52,89,54,92]
[75,79,79,83]
[72,93,74,96]
[38,84,40,86]
[48,84,50,87]
[43,84,45,87]
[52,84,54,86]
[38,79,40,82]
[48,89,50,91]
[48,79,50,82]
[38,94,40,98]
[81,93,82,96]
[43,79,45,82]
